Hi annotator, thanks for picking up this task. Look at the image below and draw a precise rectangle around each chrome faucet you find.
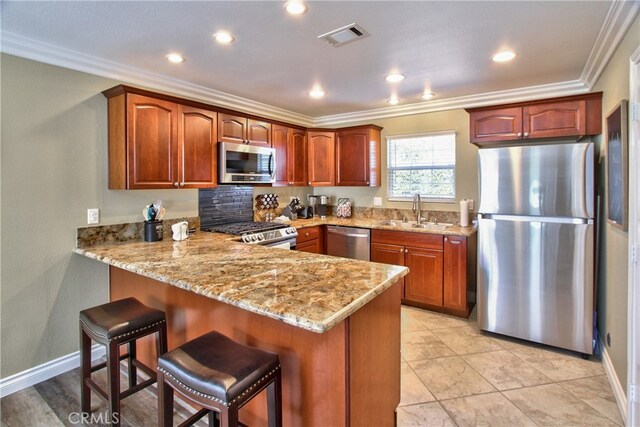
[412,193,423,225]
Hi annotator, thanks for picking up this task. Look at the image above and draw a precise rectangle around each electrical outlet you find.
[373,197,382,206]
[630,384,638,403]
[467,199,474,210]
[87,208,99,225]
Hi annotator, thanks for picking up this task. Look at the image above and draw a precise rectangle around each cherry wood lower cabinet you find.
[295,225,323,253]
[371,229,476,318]
[110,267,401,426]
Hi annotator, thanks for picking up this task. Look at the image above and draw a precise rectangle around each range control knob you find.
[242,236,250,243]
[251,235,257,242]
[258,235,264,241]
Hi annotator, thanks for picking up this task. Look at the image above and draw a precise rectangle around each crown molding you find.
[581,0,640,89]
[312,80,588,126]
[0,32,315,127]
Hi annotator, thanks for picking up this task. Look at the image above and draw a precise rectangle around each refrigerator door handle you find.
[479,213,592,225]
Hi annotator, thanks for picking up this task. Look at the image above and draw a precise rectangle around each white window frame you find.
[386,130,457,202]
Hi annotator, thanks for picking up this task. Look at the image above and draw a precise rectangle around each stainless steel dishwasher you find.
[326,226,371,261]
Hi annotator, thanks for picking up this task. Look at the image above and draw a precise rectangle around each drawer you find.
[297,226,321,243]
[371,229,443,249]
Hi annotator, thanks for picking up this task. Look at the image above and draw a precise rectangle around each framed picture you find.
[606,100,629,231]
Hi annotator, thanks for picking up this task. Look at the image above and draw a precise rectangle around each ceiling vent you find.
[318,23,370,47]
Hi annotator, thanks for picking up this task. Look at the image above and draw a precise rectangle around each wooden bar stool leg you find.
[106,341,121,426]
[157,373,174,427]
[219,407,238,427]
[267,372,283,427]
[208,410,218,427]
[128,340,137,389]
[156,323,168,358]
[80,325,92,414]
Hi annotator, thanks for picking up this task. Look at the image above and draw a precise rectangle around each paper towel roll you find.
[460,200,470,227]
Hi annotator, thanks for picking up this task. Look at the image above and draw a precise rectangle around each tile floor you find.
[398,306,624,426]
[0,306,624,426]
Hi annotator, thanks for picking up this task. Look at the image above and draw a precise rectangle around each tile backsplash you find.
[199,186,253,228]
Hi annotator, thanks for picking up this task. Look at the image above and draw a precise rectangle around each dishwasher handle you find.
[327,227,370,238]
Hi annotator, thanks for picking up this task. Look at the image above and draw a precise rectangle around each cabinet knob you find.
[524,132,530,137]
[404,249,408,254]
[444,237,448,242]
[308,182,311,185]
[399,248,404,253]
[366,181,370,184]
[179,182,185,187]
[517,132,522,137]
[173,182,179,187]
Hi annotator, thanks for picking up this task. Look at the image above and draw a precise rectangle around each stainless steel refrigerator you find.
[477,142,594,354]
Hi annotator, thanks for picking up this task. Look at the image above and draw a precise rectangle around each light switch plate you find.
[467,199,474,210]
[373,197,382,206]
[87,208,99,225]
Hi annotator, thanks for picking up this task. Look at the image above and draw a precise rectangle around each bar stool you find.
[80,297,167,425]
[157,331,282,427]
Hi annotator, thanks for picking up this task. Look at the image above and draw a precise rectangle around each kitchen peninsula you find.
[74,232,408,426]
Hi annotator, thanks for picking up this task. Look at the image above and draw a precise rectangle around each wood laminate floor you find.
[1,307,624,426]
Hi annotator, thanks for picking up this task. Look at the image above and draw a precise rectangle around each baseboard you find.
[0,344,106,398]
[600,337,628,424]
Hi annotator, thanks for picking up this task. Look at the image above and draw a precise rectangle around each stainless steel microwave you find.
[218,142,276,184]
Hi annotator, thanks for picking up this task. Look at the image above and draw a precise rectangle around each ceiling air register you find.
[318,23,370,47]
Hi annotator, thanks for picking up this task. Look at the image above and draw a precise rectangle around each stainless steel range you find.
[202,221,298,249]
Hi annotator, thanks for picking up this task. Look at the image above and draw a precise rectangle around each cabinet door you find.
[371,243,406,298]
[469,107,522,144]
[404,247,443,307]
[272,124,289,185]
[523,100,586,139]
[288,129,307,186]
[247,119,271,147]
[127,94,178,189]
[178,106,217,188]
[307,131,335,186]
[443,236,467,312]
[218,113,246,144]
[296,239,322,254]
[336,128,370,186]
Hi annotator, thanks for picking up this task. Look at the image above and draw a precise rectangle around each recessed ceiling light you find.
[421,92,435,100]
[309,88,325,98]
[385,73,405,83]
[284,0,308,15]
[213,31,235,44]
[166,53,185,63]
[492,49,517,62]
[387,97,401,105]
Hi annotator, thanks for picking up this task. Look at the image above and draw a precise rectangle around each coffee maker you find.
[317,195,329,219]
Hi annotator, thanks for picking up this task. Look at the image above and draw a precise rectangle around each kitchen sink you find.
[378,220,415,228]
[412,222,453,230]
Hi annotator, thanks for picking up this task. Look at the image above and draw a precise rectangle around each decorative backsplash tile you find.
[199,186,253,228]
[76,217,200,248]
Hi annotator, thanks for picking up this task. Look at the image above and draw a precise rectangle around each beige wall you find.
[592,13,640,391]
[0,54,199,377]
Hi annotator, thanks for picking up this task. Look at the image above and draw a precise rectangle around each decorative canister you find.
[336,198,352,218]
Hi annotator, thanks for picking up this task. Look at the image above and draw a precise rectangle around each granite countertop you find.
[74,232,408,334]
[286,216,477,237]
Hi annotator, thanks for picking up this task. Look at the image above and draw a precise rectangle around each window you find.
[387,131,456,201]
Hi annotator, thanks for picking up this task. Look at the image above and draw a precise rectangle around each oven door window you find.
[225,151,272,175]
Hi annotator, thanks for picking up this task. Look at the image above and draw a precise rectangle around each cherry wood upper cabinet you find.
[307,131,335,186]
[289,128,307,186]
[523,100,586,139]
[335,125,382,186]
[273,125,307,186]
[218,114,271,147]
[247,119,271,147]
[467,92,602,146]
[272,124,289,185]
[104,89,217,189]
[178,106,217,188]
[468,107,522,144]
[125,94,178,189]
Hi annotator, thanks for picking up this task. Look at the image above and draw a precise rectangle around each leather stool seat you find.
[157,331,282,427]
[80,297,167,427]
[80,297,166,341]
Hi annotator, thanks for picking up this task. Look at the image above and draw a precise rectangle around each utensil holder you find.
[144,220,163,242]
